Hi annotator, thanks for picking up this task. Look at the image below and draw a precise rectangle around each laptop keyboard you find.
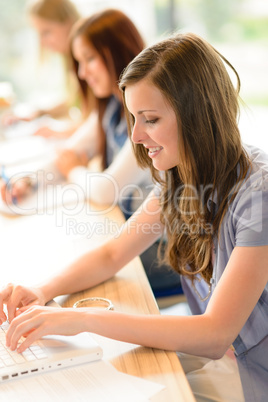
[0,321,48,368]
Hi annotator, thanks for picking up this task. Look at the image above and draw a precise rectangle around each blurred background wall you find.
[0,0,267,148]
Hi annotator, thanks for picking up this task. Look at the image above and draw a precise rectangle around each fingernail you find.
[16,310,22,317]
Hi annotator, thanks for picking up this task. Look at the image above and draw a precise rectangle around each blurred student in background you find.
[0,8,182,297]
[2,0,87,138]
[57,7,151,217]
[1,8,147,210]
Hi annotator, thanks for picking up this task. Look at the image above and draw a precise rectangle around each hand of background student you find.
[0,284,46,324]
[0,177,33,204]
[56,149,88,178]
[1,112,34,126]
[0,180,7,203]
[33,126,72,139]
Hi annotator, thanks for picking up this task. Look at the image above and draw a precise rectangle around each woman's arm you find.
[203,245,268,356]
[6,245,268,357]
[0,190,163,321]
[40,190,163,301]
[63,110,101,158]
[67,140,152,204]
[35,101,70,120]
[82,245,268,358]
[55,110,102,178]
[0,111,102,203]
[33,123,81,139]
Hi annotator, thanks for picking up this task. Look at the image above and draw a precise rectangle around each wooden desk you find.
[0,201,194,401]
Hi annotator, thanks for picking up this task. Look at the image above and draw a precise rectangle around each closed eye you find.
[145,118,158,124]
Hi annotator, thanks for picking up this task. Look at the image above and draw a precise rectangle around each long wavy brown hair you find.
[69,9,145,167]
[120,33,251,283]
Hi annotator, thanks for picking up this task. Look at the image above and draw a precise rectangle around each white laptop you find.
[0,302,103,383]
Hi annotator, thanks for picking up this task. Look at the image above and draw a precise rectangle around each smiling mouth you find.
[147,146,163,158]
[148,146,162,153]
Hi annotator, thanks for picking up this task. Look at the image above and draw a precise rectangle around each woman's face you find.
[72,35,113,99]
[125,79,180,171]
[31,16,72,54]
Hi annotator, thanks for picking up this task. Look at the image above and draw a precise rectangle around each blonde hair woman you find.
[3,0,83,138]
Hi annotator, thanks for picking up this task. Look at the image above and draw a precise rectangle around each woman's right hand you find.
[0,283,46,324]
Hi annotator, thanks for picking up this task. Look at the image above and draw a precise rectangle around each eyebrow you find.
[138,110,157,114]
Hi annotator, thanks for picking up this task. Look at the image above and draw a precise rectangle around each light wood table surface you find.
[0,201,195,401]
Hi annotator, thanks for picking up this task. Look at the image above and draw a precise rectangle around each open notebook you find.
[0,302,102,383]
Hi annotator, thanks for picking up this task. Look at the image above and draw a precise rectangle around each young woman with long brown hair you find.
[1,32,267,401]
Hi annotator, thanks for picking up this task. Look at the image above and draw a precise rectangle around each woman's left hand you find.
[6,306,90,353]
[56,149,88,177]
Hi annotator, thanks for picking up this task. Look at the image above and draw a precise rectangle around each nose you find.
[131,121,147,144]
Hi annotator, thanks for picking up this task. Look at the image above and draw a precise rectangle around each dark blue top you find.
[102,95,128,168]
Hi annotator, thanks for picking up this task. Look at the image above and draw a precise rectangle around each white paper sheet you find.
[0,360,165,402]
